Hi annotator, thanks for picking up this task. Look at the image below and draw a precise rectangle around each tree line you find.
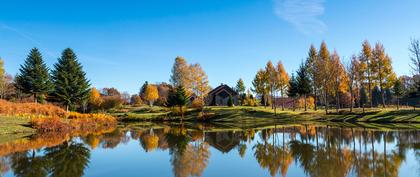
[251,39,420,113]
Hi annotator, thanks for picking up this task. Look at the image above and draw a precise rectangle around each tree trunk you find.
[380,85,386,108]
[314,89,317,111]
[336,90,339,113]
[397,96,400,110]
[304,94,307,111]
[350,88,353,112]
[324,90,328,114]
[34,93,37,104]
[281,90,284,111]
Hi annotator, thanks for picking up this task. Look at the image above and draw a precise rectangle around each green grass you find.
[0,116,36,143]
[114,105,420,123]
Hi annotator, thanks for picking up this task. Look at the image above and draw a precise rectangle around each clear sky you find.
[1,0,420,94]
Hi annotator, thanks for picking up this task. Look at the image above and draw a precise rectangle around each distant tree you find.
[130,94,143,106]
[393,79,403,110]
[15,48,52,103]
[144,85,159,107]
[306,45,320,110]
[276,61,289,111]
[252,69,269,108]
[190,63,210,102]
[296,62,311,111]
[168,86,190,119]
[236,78,246,105]
[409,38,420,76]
[359,87,368,113]
[372,42,396,108]
[330,51,348,112]
[287,74,299,111]
[139,81,148,101]
[385,88,392,104]
[346,55,360,112]
[227,95,233,107]
[156,83,172,106]
[0,58,5,99]
[51,48,90,111]
[318,41,332,113]
[265,61,278,111]
[170,57,190,88]
[359,40,374,107]
[102,87,121,97]
[372,86,382,107]
[88,87,103,111]
[121,92,131,105]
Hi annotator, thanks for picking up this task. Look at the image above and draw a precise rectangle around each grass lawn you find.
[115,105,420,123]
[0,116,36,143]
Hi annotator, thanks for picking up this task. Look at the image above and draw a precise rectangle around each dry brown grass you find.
[0,99,66,118]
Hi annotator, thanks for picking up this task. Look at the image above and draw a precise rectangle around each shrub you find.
[191,98,205,109]
[31,117,71,132]
[102,96,123,110]
[227,96,233,107]
[0,99,67,118]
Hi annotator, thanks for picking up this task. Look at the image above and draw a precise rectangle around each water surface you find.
[0,123,419,177]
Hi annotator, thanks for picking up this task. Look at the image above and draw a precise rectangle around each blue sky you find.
[1,0,420,94]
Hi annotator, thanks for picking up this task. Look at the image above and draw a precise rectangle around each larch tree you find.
[346,55,360,112]
[360,40,374,107]
[170,56,190,88]
[265,61,277,111]
[296,62,311,111]
[330,51,348,112]
[236,78,246,105]
[409,38,420,76]
[15,48,52,103]
[276,61,289,111]
[372,42,396,108]
[51,48,90,111]
[189,63,210,103]
[393,79,403,110]
[306,45,320,111]
[144,85,159,107]
[252,69,269,108]
[317,41,332,114]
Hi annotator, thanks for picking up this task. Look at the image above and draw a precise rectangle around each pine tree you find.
[139,81,149,101]
[15,48,52,103]
[174,86,190,119]
[393,79,403,110]
[51,48,90,111]
[296,62,311,111]
[287,74,299,111]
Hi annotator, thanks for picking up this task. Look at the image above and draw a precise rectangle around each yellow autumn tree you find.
[266,60,277,111]
[330,51,348,112]
[190,63,210,103]
[372,42,396,107]
[276,61,289,111]
[317,41,332,113]
[89,87,103,110]
[144,85,159,107]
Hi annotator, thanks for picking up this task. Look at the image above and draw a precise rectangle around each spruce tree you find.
[296,63,312,111]
[174,86,190,119]
[287,74,299,111]
[393,79,403,110]
[227,95,233,107]
[15,48,52,103]
[51,48,90,111]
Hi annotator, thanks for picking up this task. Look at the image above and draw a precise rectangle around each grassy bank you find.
[116,106,420,123]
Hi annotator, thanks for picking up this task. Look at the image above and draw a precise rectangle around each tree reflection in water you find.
[0,124,418,177]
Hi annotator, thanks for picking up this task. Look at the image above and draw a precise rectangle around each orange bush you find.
[0,99,66,118]
[30,117,72,132]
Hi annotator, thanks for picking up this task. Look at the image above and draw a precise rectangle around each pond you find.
[0,123,419,177]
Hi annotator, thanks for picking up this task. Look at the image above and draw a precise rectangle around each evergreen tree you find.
[393,79,403,110]
[372,86,382,107]
[139,81,148,101]
[15,48,52,103]
[51,48,90,111]
[385,88,393,104]
[287,74,299,111]
[296,63,311,111]
[359,87,368,113]
[227,95,233,107]
[167,86,190,119]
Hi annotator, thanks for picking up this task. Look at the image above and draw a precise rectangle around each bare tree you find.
[409,38,420,76]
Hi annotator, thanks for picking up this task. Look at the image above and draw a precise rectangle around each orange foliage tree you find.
[144,85,159,107]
